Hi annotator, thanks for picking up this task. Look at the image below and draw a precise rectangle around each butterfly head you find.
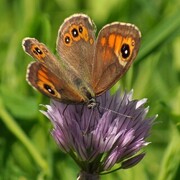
[87,98,97,109]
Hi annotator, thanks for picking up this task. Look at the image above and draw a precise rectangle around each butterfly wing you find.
[23,38,94,104]
[22,38,65,74]
[56,14,96,83]
[27,62,86,103]
[92,23,141,95]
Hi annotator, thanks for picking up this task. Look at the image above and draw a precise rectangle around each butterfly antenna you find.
[98,105,133,119]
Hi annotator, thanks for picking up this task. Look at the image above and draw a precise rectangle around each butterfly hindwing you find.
[27,62,86,103]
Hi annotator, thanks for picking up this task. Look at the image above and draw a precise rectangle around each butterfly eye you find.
[71,28,79,37]
[121,43,130,59]
[44,84,55,95]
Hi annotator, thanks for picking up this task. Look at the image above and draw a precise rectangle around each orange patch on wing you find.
[79,25,89,41]
[122,38,132,47]
[100,37,106,46]
[131,39,135,46]
[82,29,89,41]
[114,35,123,55]
[38,74,48,83]
[38,67,47,76]
[90,38,94,44]
[108,34,116,48]
[37,68,49,81]
[37,81,45,89]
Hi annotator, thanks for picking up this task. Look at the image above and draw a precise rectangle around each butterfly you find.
[22,13,141,108]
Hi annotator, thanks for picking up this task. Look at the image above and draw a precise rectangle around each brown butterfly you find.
[22,14,141,108]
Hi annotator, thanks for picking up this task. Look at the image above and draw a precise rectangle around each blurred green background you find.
[0,0,180,179]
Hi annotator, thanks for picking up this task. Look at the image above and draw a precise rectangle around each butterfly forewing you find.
[92,23,141,95]
[56,14,96,83]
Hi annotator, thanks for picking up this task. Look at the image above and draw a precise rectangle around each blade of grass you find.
[158,124,180,180]
[137,11,180,63]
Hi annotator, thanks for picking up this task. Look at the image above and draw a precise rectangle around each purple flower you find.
[41,90,157,179]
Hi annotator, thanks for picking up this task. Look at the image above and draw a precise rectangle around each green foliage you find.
[0,0,180,179]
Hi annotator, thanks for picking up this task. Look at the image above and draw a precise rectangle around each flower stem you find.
[100,166,122,175]
[77,171,100,180]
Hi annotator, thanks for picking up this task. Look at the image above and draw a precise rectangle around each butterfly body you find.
[22,14,141,108]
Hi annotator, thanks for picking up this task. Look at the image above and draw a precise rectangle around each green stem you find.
[137,11,180,62]
[77,171,100,180]
[100,166,122,175]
